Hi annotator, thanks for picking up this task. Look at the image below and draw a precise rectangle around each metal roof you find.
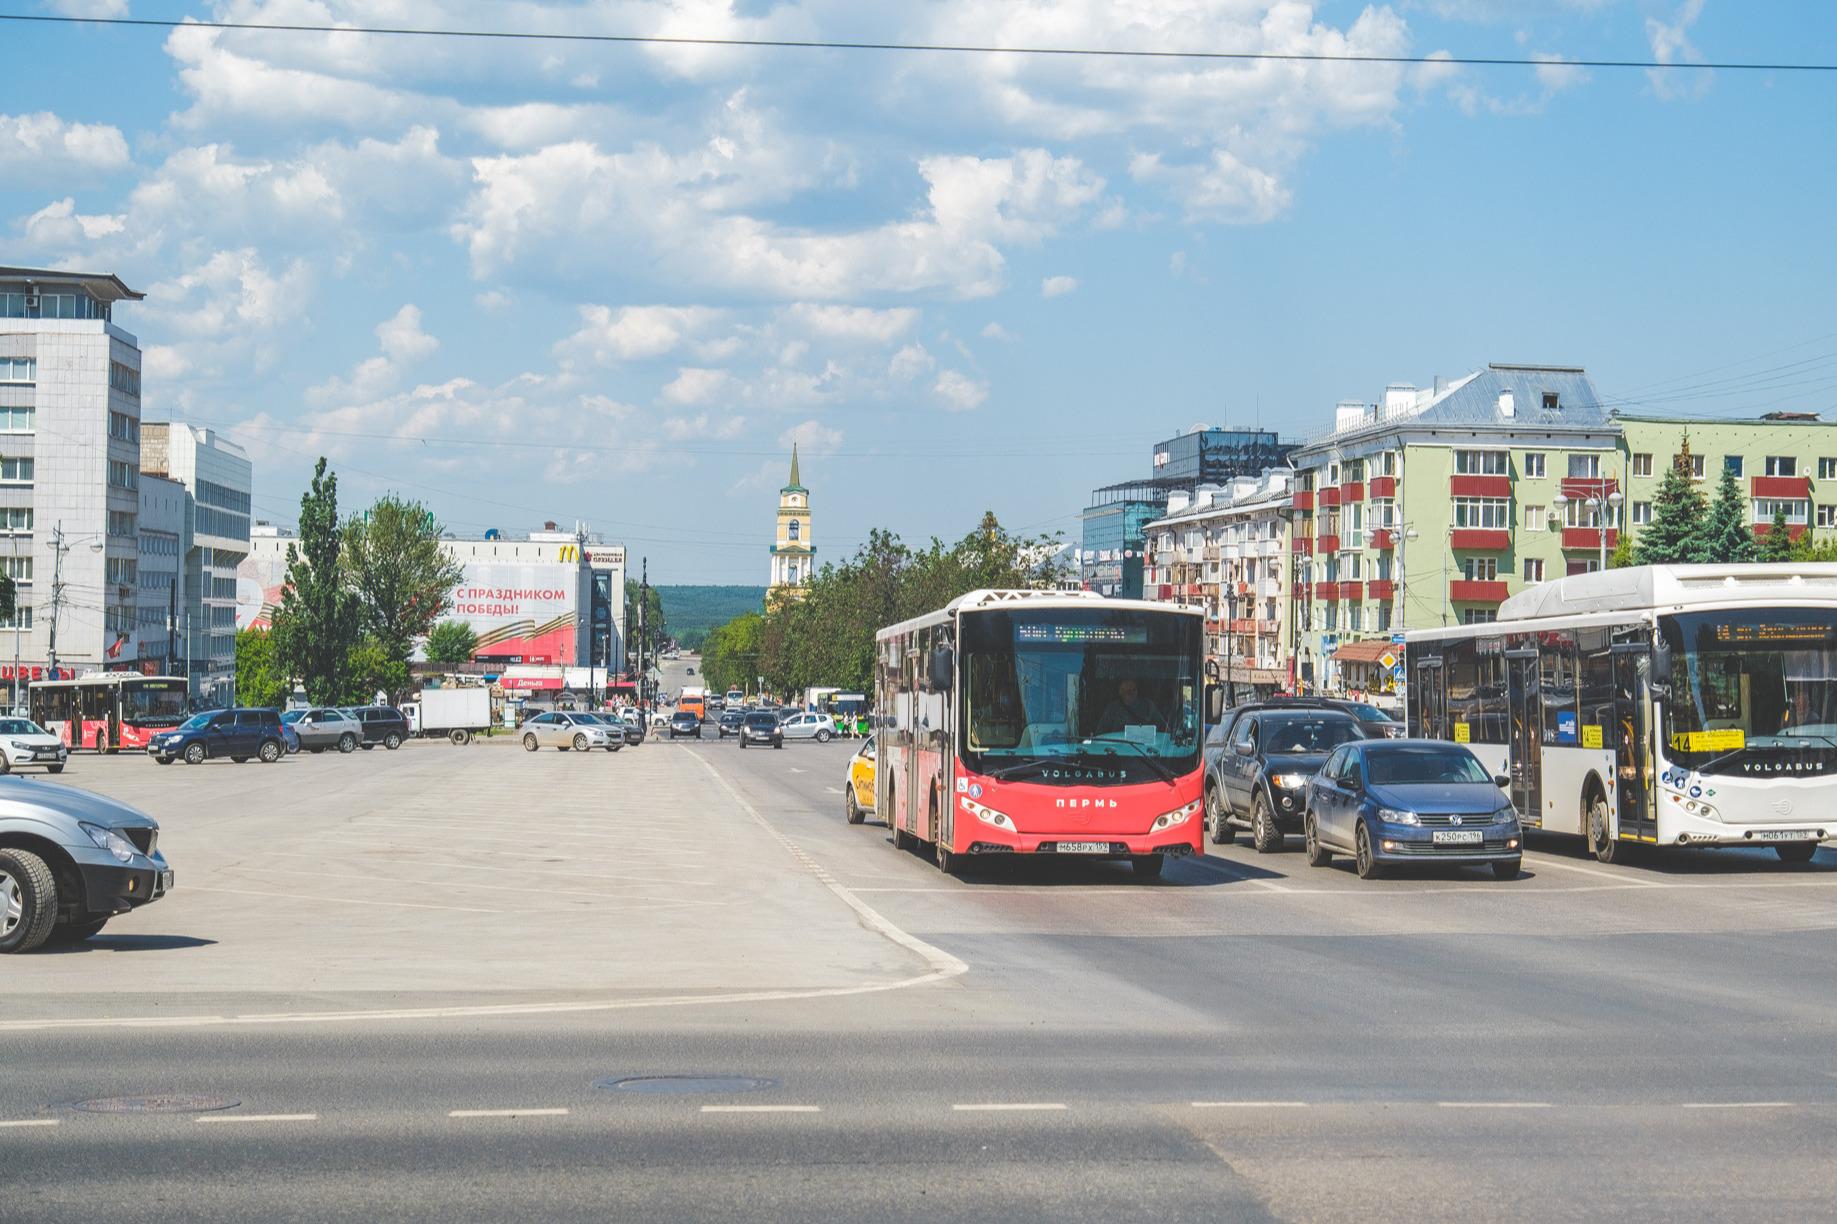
[0,265,144,302]
[1295,363,1614,455]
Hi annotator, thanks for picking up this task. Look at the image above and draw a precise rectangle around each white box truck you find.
[404,687,494,745]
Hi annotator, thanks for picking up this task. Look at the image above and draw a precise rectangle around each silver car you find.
[1,777,172,952]
[521,711,620,752]
[283,707,363,754]
[781,712,838,743]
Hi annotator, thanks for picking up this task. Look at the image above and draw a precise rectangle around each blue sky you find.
[5,1,1834,581]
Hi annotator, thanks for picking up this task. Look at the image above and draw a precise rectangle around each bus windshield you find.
[959,606,1201,778]
[122,680,188,725]
[1659,608,1837,776]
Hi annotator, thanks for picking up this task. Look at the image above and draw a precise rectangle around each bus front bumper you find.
[963,837,1201,858]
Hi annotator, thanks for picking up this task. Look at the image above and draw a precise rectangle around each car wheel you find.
[846,788,865,825]
[1304,811,1332,867]
[1355,821,1384,880]
[384,733,403,751]
[1492,858,1522,880]
[1205,784,1235,845]
[774,739,783,749]
[184,742,207,765]
[45,916,109,946]
[522,733,539,752]
[0,848,58,954]
[1251,792,1284,853]
[739,738,747,749]
[815,730,831,743]
[1776,842,1818,864]
[339,733,357,754]
[1588,794,1624,865]
[450,729,471,746]
[1131,854,1164,879]
[573,733,590,752]
[0,753,10,774]
[258,740,282,764]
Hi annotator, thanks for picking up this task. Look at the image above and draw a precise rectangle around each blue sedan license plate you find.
[1432,830,1484,846]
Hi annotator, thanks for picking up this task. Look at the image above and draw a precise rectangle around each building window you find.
[1542,392,1560,411]
[1345,554,1362,579]
[1371,498,1395,529]
[0,357,36,382]
[1347,502,1364,547]
[0,557,31,581]
[1462,557,1498,581]
[1454,450,1507,475]
[1563,499,1608,528]
[1377,605,1391,631]
[1632,453,1653,478]
[1820,458,1837,481]
[1523,558,1545,582]
[1766,456,1798,477]
[1378,452,1397,476]
[1348,606,1363,632]
[1568,559,1603,576]
[788,519,799,541]
[1462,609,1498,625]
[0,407,32,433]
[0,457,31,483]
[107,459,138,490]
[1631,501,1652,525]
[104,557,138,588]
[1753,498,1809,525]
[108,411,139,442]
[108,510,136,537]
[1819,505,1837,528]
[1673,453,1706,480]
[109,362,141,398]
[1328,462,1340,483]
[1522,453,1545,478]
[1453,498,1511,530]
[0,605,31,630]
[1523,503,1547,532]
[1567,453,1601,478]
[1725,455,1744,478]
[0,507,32,534]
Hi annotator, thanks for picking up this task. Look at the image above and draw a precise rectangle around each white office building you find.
[137,474,187,676]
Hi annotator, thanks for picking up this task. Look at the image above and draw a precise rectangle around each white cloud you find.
[1647,0,1711,101]
[308,304,440,406]
[979,322,1016,342]
[51,0,128,13]
[661,366,738,406]
[778,303,918,343]
[662,412,747,441]
[146,248,311,340]
[20,197,126,245]
[779,419,843,457]
[142,345,191,381]
[376,304,440,364]
[556,305,727,365]
[889,343,936,381]
[0,111,131,174]
[1040,275,1079,299]
[1532,53,1588,94]
[934,369,989,412]
[1130,150,1291,224]
[474,289,512,312]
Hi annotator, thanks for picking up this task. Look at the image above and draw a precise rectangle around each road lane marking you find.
[824,786,844,794]
[952,1103,1067,1112]
[0,1119,58,1128]
[1681,1102,1794,1109]
[448,1108,571,1118]
[1521,855,1660,886]
[701,1105,821,1113]
[1437,1102,1552,1109]
[1191,1101,1308,1109]
[789,768,807,774]
[196,1114,318,1125]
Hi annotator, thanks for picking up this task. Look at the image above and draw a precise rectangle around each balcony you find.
[1229,618,1258,635]
[1338,481,1364,504]
[1449,528,1510,551]
[1291,489,1314,512]
[1338,581,1364,602]
[1449,579,1509,604]
[1754,521,1810,542]
[1369,528,1395,551]
[1369,475,1397,498]
[1317,487,1341,508]
[1316,533,1341,552]
[1291,537,1313,555]
[1752,475,1812,499]
[1315,582,1340,602]
[1367,579,1395,600]
[1560,527,1619,551]
[1559,476,1619,500]
[1450,474,1512,498]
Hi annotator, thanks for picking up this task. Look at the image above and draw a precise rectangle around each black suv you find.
[346,706,410,750]
[148,707,288,765]
[717,709,745,738]
[738,710,782,749]
[1205,702,1368,852]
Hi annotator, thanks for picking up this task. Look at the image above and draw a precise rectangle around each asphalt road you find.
[5,662,1836,1222]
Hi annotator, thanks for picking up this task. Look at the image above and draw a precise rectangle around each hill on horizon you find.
[658,585,767,649]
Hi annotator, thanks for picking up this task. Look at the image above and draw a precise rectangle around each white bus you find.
[1404,564,1837,864]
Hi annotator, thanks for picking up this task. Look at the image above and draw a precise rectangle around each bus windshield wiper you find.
[982,757,1054,781]
[1077,735,1178,785]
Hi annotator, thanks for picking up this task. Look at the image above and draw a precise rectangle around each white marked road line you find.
[824,786,844,794]
[1681,1102,1794,1109]
[1437,1102,1552,1109]
[700,1105,821,1113]
[196,1113,318,1125]
[1522,855,1660,886]
[789,768,807,774]
[448,1108,570,1118]
[1191,1101,1308,1109]
[0,1119,58,1128]
[952,1103,1068,1112]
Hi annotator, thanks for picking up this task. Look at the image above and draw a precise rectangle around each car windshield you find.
[1262,716,1364,754]
[1341,702,1393,723]
[0,718,47,735]
[1367,746,1491,785]
[179,713,216,731]
[745,713,778,728]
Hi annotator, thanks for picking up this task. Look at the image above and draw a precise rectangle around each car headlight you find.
[81,822,138,865]
[1494,807,1519,825]
[1150,800,1202,833]
[1376,807,1420,826]
[1269,773,1309,790]
[960,796,1015,831]
[9,739,36,750]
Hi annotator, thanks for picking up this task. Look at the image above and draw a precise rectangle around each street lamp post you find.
[1553,489,1625,571]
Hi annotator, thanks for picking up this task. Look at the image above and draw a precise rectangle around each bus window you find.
[1474,638,1507,744]
[1540,632,1580,746]
[1446,637,1479,743]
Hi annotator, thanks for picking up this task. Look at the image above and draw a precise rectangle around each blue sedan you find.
[1303,739,1522,880]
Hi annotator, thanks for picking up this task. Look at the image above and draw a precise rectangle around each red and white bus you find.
[29,674,189,751]
[875,590,1207,878]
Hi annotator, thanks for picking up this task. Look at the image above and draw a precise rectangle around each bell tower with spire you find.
[769,443,814,596]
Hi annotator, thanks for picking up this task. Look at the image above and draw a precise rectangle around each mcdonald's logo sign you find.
[557,544,579,562]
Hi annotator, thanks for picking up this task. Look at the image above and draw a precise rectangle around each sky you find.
[5,0,1835,583]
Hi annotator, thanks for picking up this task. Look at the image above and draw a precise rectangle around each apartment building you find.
[1615,412,1837,547]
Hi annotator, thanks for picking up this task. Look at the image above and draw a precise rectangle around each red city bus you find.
[30,674,189,751]
[875,590,1207,878]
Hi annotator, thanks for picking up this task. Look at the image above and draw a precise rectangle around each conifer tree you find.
[1634,433,1712,565]
[1756,502,1795,562]
[1702,462,1757,564]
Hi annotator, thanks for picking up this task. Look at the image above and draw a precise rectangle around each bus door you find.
[1611,644,1656,842]
[1505,647,1541,826]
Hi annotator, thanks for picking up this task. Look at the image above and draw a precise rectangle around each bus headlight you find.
[1150,800,1202,833]
[1377,807,1421,826]
[960,796,1014,831]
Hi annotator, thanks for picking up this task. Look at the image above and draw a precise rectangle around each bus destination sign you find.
[1016,623,1149,645]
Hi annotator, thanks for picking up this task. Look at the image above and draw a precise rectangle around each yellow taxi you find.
[844,734,876,825]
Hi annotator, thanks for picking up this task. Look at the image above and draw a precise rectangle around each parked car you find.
[1304,738,1522,880]
[615,709,646,746]
[739,710,783,749]
[0,717,69,775]
[279,719,301,755]
[0,776,173,952]
[1322,698,1406,739]
[344,706,410,750]
[782,712,837,743]
[717,709,746,738]
[669,710,703,739]
[1206,704,1367,851]
[844,734,876,824]
[284,707,362,754]
[522,711,620,752]
[572,713,627,752]
[147,708,287,765]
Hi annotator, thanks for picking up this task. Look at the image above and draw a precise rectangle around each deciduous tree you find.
[234,627,291,709]
[425,619,479,666]
[272,458,360,704]
[343,496,465,671]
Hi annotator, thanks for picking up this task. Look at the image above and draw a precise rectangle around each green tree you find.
[701,611,764,695]
[624,579,667,668]
[234,627,292,709]
[1608,532,1636,569]
[273,457,360,704]
[344,637,411,705]
[1634,434,1713,565]
[425,619,479,666]
[343,496,465,669]
[1703,462,1758,564]
[0,569,14,624]
[1757,502,1795,562]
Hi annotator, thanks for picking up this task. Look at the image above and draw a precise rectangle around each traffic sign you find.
[1378,651,1397,671]
[1390,633,1406,643]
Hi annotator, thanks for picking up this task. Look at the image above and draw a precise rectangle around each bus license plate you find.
[1058,842,1111,854]
[1753,830,1814,842]
[1432,830,1484,846]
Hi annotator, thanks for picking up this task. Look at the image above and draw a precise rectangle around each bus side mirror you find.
[1651,638,1673,687]
[928,647,954,693]
[1205,684,1225,724]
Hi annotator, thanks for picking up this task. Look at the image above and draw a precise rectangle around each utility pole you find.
[167,577,178,675]
[47,522,65,678]
[638,557,648,714]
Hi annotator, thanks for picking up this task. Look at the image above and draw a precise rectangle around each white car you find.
[0,717,69,774]
[781,712,838,743]
[521,711,621,752]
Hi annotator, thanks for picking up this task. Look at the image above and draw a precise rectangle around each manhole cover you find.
[71,1095,241,1115]
[593,1076,778,1096]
